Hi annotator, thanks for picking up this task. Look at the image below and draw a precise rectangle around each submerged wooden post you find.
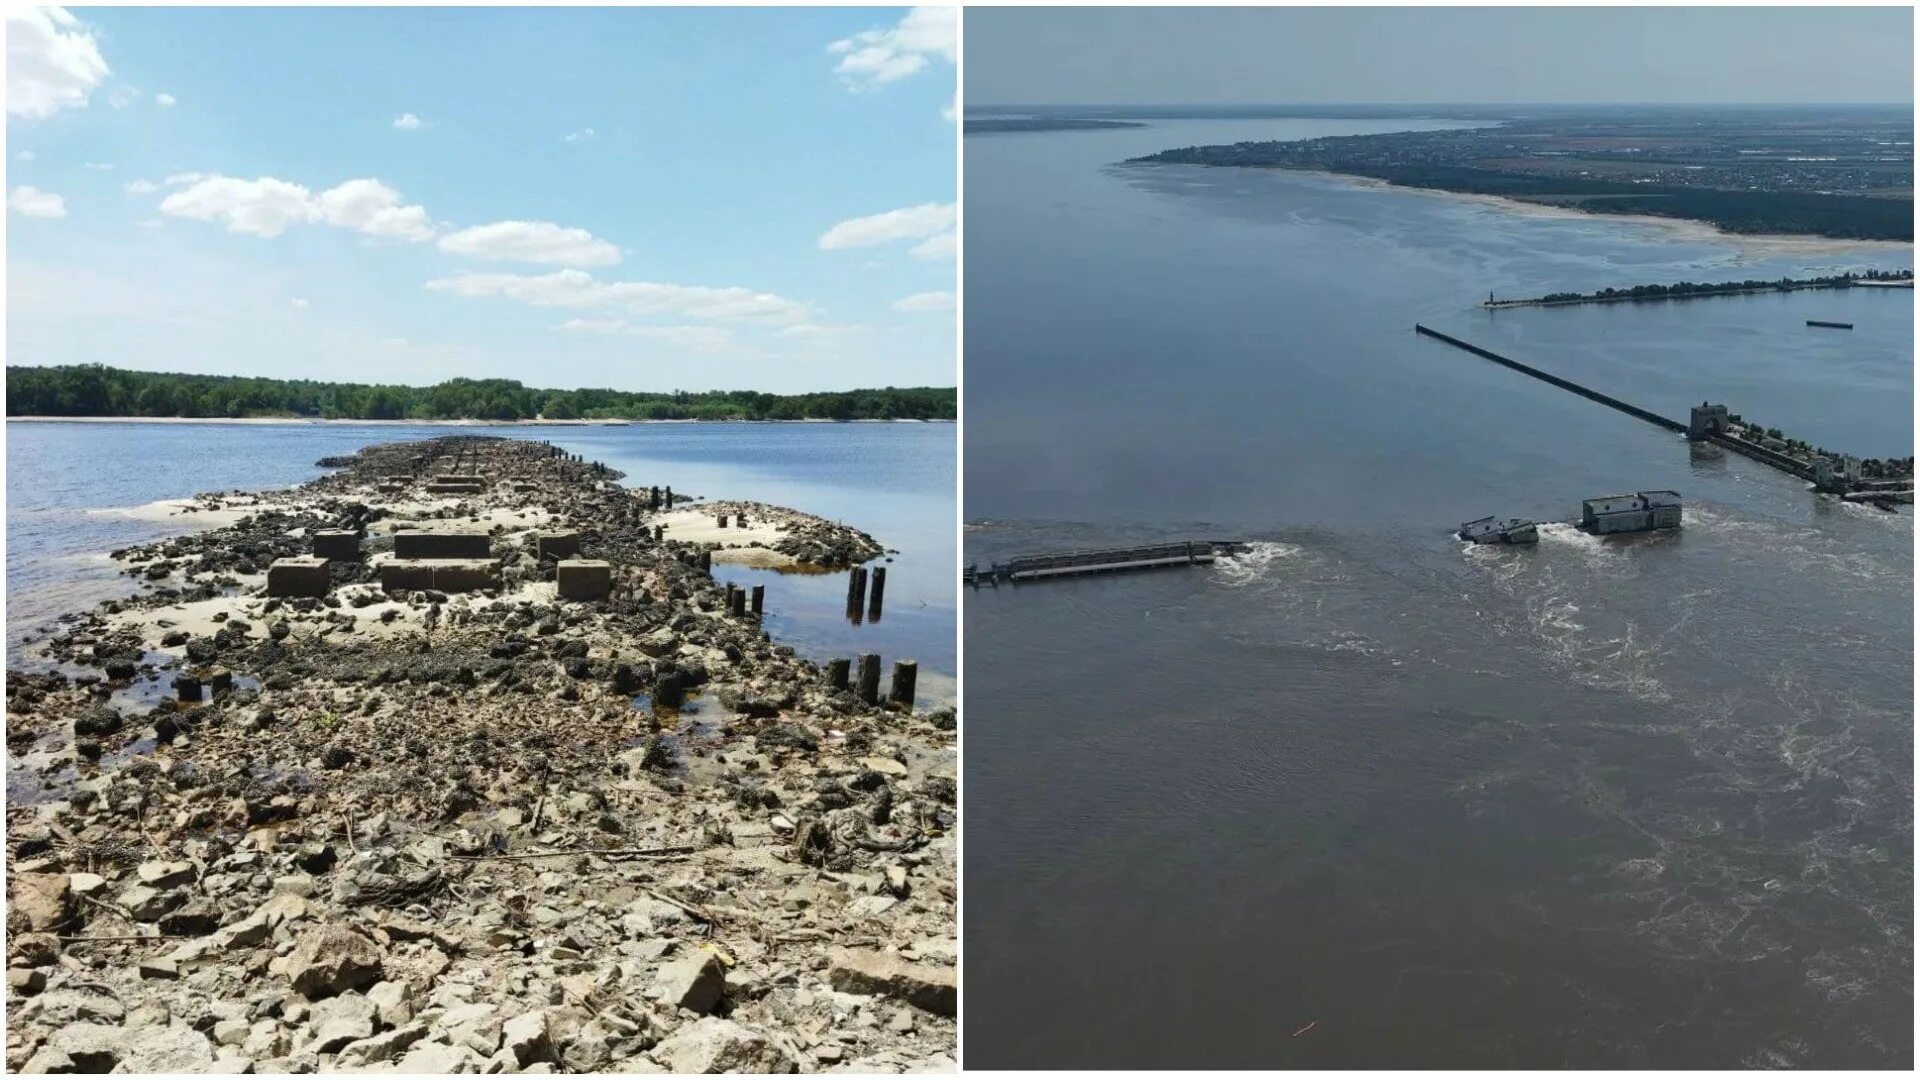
[750,584,765,615]
[867,566,887,619]
[827,658,851,691]
[729,586,746,618]
[856,654,881,705]
[889,660,918,710]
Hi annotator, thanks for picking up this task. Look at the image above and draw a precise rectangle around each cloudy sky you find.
[968,6,1913,106]
[7,6,957,393]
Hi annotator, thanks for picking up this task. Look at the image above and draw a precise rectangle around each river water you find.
[6,421,955,706]
[964,118,1912,1068]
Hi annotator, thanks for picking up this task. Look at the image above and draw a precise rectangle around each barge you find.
[1458,516,1539,544]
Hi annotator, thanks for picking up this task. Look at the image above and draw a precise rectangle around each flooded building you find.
[1580,490,1683,534]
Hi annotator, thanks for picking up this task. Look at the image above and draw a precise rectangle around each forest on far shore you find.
[5,365,956,422]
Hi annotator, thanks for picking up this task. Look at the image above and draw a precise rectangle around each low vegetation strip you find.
[5,366,956,422]
[1485,269,1912,308]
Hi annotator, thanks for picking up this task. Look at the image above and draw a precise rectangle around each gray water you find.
[964,118,1912,1068]
[6,421,955,705]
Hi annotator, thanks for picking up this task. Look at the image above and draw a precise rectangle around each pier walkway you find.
[1414,324,1819,483]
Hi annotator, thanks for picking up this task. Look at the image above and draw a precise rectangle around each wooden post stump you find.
[856,653,881,705]
[827,658,851,691]
[889,659,918,710]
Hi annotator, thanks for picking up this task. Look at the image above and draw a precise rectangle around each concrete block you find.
[393,531,491,560]
[536,532,581,561]
[557,560,612,601]
[312,530,362,562]
[379,559,501,594]
[267,557,331,598]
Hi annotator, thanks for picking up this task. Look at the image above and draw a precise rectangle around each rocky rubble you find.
[6,436,955,1073]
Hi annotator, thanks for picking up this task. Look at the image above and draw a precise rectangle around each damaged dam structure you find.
[965,540,1248,586]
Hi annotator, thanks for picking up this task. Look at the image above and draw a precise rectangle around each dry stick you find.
[450,845,697,863]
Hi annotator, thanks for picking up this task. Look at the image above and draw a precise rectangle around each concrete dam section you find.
[965,540,1249,586]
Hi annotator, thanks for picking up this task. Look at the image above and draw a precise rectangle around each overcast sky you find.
[967,7,1914,106]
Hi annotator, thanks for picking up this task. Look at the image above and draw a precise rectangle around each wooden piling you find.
[698,549,712,574]
[174,674,202,702]
[856,654,881,705]
[717,514,728,528]
[653,671,686,710]
[827,658,851,691]
[868,566,887,618]
[889,659,917,710]
[750,584,764,615]
[729,586,747,618]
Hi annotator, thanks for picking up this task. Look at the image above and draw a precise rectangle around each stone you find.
[502,1009,558,1066]
[119,884,186,922]
[137,860,197,889]
[334,1023,428,1067]
[48,1022,215,1073]
[397,1041,482,1073]
[557,558,613,601]
[305,992,377,1053]
[649,1017,796,1074]
[8,967,47,995]
[827,949,956,1016]
[365,980,414,1027]
[266,557,331,598]
[654,949,726,1015]
[285,924,383,999]
[8,874,74,932]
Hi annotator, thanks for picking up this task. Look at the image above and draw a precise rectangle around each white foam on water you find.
[1534,521,1632,571]
[1210,540,1302,588]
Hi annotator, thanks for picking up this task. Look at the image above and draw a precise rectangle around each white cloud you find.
[159,176,319,238]
[7,8,109,120]
[819,202,955,251]
[84,161,112,171]
[107,85,139,109]
[155,92,176,107]
[943,93,956,123]
[123,179,158,195]
[290,298,310,309]
[562,127,595,143]
[829,7,956,89]
[138,218,163,229]
[392,112,424,130]
[437,220,621,268]
[158,174,433,241]
[555,318,735,351]
[910,230,956,260]
[15,151,34,162]
[382,337,408,347]
[892,290,954,313]
[776,323,873,341]
[427,268,808,324]
[9,185,68,219]
[313,178,434,241]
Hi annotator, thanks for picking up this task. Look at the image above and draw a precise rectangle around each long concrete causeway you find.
[1414,324,1818,482]
[965,540,1248,586]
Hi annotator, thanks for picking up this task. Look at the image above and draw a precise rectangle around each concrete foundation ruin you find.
[557,559,613,601]
[267,556,331,598]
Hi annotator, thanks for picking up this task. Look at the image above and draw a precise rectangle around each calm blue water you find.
[965,118,1912,1068]
[6,421,955,703]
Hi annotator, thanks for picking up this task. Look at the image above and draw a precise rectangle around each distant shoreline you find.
[6,416,954,426]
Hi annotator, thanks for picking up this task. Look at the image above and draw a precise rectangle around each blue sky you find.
[7,6,956,393]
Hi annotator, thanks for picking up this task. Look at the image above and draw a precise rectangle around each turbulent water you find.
[964,118,1912,1068]
[6,421,955,704]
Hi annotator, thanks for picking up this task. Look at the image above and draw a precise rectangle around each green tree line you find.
[6,367,956,422]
